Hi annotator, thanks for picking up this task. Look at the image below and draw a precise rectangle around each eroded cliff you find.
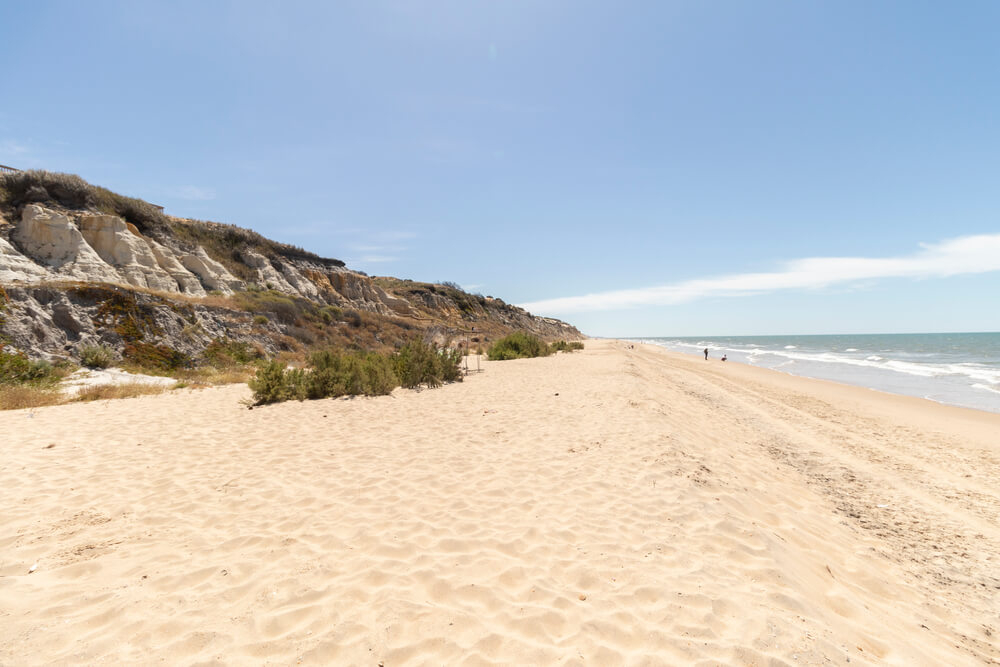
[0,171,580,364]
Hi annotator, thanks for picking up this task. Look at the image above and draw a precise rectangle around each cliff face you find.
[0,177,580,363]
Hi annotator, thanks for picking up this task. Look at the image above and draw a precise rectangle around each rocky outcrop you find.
[5,204,213,295]
[1,201,582,364]
[0,236,49,283]
[179,247,244,294]
[2,206,439,318]
[148,240,206,296]
[78,213,179,292]
[13,205,122,284]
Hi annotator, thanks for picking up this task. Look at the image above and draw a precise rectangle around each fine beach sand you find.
[2,339,999,665]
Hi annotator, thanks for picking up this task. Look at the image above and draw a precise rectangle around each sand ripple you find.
[2,340,998,664]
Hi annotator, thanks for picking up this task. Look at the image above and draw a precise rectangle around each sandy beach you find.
[2,339,998,665]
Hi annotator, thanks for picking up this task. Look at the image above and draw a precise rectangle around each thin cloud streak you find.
[520,234,1000,314]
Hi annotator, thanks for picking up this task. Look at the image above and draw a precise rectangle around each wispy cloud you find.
[174,185,216,201]
[520,233,1000,314]
[0,139,31,156]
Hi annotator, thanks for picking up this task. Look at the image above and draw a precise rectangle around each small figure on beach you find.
[704,348,709,360]
[721,354,728,362]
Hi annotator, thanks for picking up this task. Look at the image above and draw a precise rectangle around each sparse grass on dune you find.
[0,385,64,410]
[73,383,174,402]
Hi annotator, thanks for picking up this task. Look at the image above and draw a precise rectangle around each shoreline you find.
[3,339,998,664]
[630,336,1000,415]
[634,340,1000,428]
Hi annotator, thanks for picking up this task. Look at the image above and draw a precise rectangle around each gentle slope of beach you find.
[2,340,998,664]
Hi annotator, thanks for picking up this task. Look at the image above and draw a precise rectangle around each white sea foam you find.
[845,348,858,352]
[784,345,797,349]
[973,383,1000,395]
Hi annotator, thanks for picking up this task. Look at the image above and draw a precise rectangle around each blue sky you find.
[3,1,999,336]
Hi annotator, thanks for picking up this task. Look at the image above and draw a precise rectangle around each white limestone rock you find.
[180,247,244,294]
[241,250,297,294]
[278,261,320,299]
[13,205,120,284]
[148,239,206,296]
[0,236,50,283]
[77,213,179,292]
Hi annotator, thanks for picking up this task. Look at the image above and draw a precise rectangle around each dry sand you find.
[1,339,998,665]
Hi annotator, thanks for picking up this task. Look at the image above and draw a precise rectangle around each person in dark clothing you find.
[704,348,709,360]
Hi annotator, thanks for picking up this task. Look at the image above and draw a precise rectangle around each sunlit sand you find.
[2,340,998,664]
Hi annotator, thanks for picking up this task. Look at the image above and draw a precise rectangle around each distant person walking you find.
[704,348,709,360]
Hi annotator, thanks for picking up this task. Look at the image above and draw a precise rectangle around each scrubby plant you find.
[487,332,552,360]
[253,315,269,325]
[0,385,63,410]
[123,342,191,372]
[551,340,585,353]
[202,338,263,368]
[248,360,307,404]
[306,349,398,398]
[0,347,58,385]
[394,340,462,389]
[0,170,170,237]
[78,344,116,369]
[74,383,171,402]
[248,339,463,405]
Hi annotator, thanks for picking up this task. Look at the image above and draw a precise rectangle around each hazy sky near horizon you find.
[3,1,999,336]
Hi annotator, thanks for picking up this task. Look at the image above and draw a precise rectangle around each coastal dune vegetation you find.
[248,339,464,405]
[487,332,584,360]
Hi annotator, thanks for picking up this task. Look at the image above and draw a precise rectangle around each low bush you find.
[307,349,398,398]
[487,332,552,360]
[0,347,58,385]
[123,342,191,372]
[395,340,463,388]
[551,340,585,353]
[248,360,306,404]
[78,344,116,368]
[248,339,463,405]
[201,338,263,368]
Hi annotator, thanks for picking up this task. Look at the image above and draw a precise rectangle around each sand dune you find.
[2,339,998,665]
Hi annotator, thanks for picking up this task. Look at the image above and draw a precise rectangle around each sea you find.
[633,332,1000,414]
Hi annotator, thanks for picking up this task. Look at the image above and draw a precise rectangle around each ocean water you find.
[635,332,1000,414]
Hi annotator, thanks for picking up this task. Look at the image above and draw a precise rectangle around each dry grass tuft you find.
[73,383,173,402]
[0,385,64,411]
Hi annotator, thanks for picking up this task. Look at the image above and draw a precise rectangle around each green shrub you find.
[248,341,460,405]
[202,338,263,368]
[394,340,462,389]
[0,347,58,386]
[253,315,269,325]
[78,344,116,368]
[232,290,305,325]
[551,340,585,353]
[304,349,398,398]
[487,332,552,360]
[248,360,306,404]
[319,305,342,324]
[361,353,398,395]
[123,342,191,371]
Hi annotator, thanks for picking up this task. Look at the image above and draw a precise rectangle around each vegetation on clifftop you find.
[0,170,340,276]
